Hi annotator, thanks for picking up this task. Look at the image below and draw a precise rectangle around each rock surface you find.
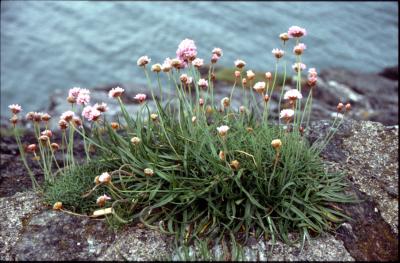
[0,191,42,261]
[307,119,399,261]
[1,119,398,261]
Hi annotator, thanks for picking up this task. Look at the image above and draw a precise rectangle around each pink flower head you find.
[212,47,223,57]
[308,75,318,87]
[293,43,307,55]
[137,56,151,67]
[192,58,204,68]
[90,109,101,122]
[108,87,125,98]
[33,112,43,122]
[72,117,83,127]
[186,77,193,85]
[211,53,219,64]
[272,48,285,59]
[41,129,53,138]
[76,88,90,105]
[280,109,295,119]
[199,98,204,106]
[308,68,317,77]
[25,112,35,121]
[292,62,307,73]
[60,111,75,122]
[9,104,22,114]
[82,106,101,121]
[198,79,208,89]
[58,119,68,130]
[176,39,197,63]
[284,89,303,100]
[81,106,92,120]
[179,74,189,83]
[94,102,108,113]
[68,87,81,99]
[96,194,111,207]
[100,194,111,201]
[288,26,307,38]
[134,93,147,104]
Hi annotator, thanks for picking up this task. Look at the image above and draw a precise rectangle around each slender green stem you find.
[144,67,179,156]
[156,73,163,103]
[13,126,40,190]
[81,125,91,162]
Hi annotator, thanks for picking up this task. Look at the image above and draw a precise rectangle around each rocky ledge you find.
[0,119,398,261]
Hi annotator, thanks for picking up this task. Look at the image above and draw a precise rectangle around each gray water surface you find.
[1,1,398,116]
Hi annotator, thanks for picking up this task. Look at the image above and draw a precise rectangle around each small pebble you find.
[374,207,378,213]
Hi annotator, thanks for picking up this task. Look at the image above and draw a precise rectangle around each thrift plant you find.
[9,26,355,256]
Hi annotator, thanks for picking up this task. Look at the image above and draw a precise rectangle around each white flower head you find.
[253,81,266,94]
[280,109,295,119]
[284,89,303,100]
[98,172,111,183]
[217,125,230,136]
[137,56,151,67]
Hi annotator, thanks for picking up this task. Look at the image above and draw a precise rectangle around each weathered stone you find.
[11,210,115,261]
[309,120,399,234]
[307,119,399,261]
[0,191,42,260]
[99,226,174,261]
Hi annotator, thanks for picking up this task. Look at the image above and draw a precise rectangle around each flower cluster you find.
[176,39,197,64]
[67,87,90,105]
[288,26,307,38]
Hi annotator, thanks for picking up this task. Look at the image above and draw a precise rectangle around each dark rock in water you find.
[318,68,398,125]
[378,66,398,81]
[0,120,397,261]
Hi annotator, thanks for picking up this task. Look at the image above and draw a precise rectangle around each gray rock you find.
[99,226,174,261]
[307,119,398,261]
[309,120,398,234]
[11,210,115,261]
[0,191,42,260]
[318,68,398,125]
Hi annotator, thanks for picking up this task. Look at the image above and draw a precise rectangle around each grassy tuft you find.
[43,160,118,213]
[88,97,354,248]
